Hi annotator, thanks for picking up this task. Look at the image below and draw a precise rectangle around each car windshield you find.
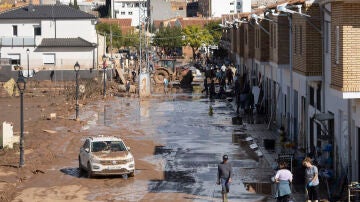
[91,141,127,152]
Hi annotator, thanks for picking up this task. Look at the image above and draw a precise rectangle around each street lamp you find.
[102,54,107,98]
[26,49,29,78]
[74,62,80,120]
[16,73,26,167]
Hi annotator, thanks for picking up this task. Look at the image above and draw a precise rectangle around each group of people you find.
[216,155,320,202]
[272,157,320,202]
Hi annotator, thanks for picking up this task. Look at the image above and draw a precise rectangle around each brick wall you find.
[244,24,255,60]
[260,20,270,62]
[269,15,289,65]
[292,3,322,76]
[331,2,360,92]
[239,25,245,58]
[277,16,290,65]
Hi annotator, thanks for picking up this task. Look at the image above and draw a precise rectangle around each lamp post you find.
[74,62,80,120]
[16,73,26,167]
[102,54,107,98]
[26,49,29,78]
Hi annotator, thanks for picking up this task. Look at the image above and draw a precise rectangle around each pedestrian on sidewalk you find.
[303,157,320,202]
[201,77,208,96]
[209,79,216,99]
[274,161,293,202]
[217,154,232,202]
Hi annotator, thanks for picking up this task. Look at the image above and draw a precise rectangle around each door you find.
[80,139,90,167]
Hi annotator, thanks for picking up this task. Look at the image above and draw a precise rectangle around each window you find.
[244,28,247,45]
[8,54,20,65]
[230,2,234,5]
[179,7,183,10]
[310,86,315,106]
[135,3,139,7]
[230,10,234,13]
[300,26,303,55]
[43,53,55,64]
[294,25,297,54]
[128,11,133,15]
[13,25,18,36]
[34,26,41,36]
[275,25,277,49]
[121,11,125,15]
[270,24,272,48]
[335,26,339,64]
[325,21,330,53]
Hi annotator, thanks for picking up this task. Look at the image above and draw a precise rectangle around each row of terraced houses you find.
[220,0,360,181]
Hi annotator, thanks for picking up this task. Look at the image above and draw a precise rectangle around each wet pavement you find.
[78,88,277,201]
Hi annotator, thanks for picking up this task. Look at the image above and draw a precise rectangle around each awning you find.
[313,113,334,121]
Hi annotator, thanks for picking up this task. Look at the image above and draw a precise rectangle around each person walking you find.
[209,79,216,99]
[217,155,232,202]
[303,157,320,202]
[201,77,209,96]
[274,161,293,202]
[163,77,169,94]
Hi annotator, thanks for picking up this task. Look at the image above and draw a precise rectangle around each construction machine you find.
[152,58,192,86]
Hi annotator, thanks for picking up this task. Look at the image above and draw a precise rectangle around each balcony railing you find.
[0,37,35,47]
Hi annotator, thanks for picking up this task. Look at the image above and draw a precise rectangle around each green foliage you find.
[204,20,222,45]
[122,31,143,49]
[182,25,213,59]
[152,26,183,55]
[96,22,123,50]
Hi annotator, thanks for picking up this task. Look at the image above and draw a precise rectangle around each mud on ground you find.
[0,80,168,202]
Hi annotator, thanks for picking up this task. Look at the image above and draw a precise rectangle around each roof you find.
[38,37,95,47]
[98,18,133,33]
[0,4,96,19]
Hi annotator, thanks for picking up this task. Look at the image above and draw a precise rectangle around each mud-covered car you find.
[78,136,135,178]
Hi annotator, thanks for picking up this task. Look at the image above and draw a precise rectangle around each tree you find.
[204,20,222,45]
[96,22,123,52]
[152,26,183,56]
[182,25,213,59]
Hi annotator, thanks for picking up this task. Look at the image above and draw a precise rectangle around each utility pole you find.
[110,24,113,59]
[138,0,150,97]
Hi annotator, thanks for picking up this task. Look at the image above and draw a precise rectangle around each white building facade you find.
[0,4,98,70]
[198,0,251,18]
[112,0,147,26]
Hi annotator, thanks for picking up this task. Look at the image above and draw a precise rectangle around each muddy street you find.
[5,88,272,202]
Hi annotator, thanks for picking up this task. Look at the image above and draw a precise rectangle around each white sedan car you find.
[79,136,135,178]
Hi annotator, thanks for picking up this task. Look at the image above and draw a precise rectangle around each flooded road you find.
[79,88,270,201]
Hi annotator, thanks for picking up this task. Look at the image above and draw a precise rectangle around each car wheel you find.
[128,171,135,177]
[78,157,84,171]
[87,162,93,178]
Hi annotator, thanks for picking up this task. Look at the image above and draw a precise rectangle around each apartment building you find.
[221,0,360,181]
[198,0,250,18]
[111,0,147,26]
[149,0,187,22]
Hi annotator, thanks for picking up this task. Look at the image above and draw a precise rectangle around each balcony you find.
[0,37,36,47]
